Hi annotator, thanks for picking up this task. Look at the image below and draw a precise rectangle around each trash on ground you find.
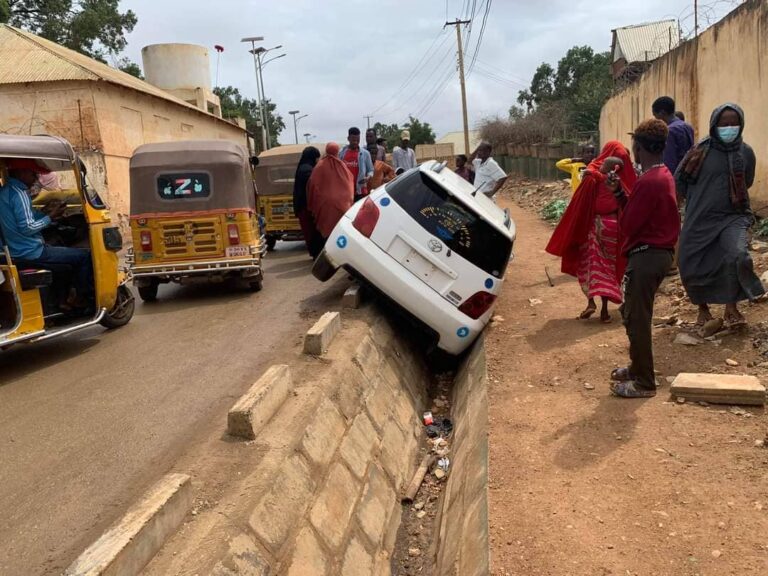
[422,411,434,426]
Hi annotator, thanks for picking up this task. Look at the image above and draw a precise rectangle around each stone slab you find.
[671,372,766,406]
[64,473,192,576]
[310,462,360,551]
[286,527,329,576]
[304,311,342,355]
[228,365,292,439]
[343,284,364,309]
[300,396,346,469]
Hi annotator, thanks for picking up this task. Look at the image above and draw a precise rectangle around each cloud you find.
[121,0,741,144]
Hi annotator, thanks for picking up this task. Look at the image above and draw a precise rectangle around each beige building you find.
[600,0,767,203]
[0,25,249,228]
[436,130,481,156]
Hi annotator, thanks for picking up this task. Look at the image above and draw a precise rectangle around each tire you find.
[138,280,159,302]
[100,284,135,329]
[266,236,277,251]
[248,279,263,292]
[312,250,338,282]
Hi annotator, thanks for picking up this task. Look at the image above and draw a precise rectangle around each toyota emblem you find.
[428,239,443,253]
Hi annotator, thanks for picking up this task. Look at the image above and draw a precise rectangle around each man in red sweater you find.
[607,119,681,398]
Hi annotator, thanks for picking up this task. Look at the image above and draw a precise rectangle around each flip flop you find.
[579,307,597,320]
[610,380,657,398]
[601,313,612,324]
[611,367,632,381]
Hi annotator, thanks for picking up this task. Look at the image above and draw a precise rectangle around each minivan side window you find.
[385,171,512,278]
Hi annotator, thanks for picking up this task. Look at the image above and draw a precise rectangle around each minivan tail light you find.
[228,224,240,245]
[458,291,497,320]
[352,197,380,238]
[140,230,152,252]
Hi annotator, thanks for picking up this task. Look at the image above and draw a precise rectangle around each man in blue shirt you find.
[0,159,92,304]
[652,96,695,174]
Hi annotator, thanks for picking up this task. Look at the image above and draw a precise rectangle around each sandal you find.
[610,380,657,398]
[611,367,632,381]
[600,312,612,324]
[579,305,596,320]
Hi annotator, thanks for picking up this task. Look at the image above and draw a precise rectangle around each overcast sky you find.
[121,0,741,144]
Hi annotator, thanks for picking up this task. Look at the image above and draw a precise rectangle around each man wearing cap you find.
[0,159,93,305]
[392,130,417,173]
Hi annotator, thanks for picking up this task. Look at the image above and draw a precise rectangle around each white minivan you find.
[312,160,516,355]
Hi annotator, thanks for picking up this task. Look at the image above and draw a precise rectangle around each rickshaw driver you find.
[0,159,94,306]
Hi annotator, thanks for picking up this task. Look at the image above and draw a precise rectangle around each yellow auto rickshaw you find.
[0,134,134,350]
[127,140,265,301]
[254,144,324,251]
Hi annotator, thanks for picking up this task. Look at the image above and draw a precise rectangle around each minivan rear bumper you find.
[322,219,487,355]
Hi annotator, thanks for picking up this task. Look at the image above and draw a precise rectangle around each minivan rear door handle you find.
[394,231,458,279]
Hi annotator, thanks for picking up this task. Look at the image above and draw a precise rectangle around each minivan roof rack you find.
[431,160,448,174]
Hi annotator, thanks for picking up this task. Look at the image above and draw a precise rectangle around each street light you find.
[241,36,266,151]
[249,45,284,150]
[261,53,286,68]
[289,110,309,145]
[303,132,313,144]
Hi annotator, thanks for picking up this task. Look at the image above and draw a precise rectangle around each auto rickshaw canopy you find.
[130,140,255,216]
[254,143,326,196]
[0,134,76,171]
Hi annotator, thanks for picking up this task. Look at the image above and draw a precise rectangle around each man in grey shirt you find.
[392,130,417,173]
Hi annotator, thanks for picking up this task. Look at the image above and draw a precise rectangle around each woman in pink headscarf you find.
[308,142,355,249]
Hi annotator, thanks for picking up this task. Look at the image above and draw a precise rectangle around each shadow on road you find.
[0,335,100,385]
[526,317,620,352]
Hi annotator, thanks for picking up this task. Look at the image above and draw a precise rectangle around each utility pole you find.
[694,0,699,37]
[241,36,267,152]
[445,19,471,156]
[365,115,373,130]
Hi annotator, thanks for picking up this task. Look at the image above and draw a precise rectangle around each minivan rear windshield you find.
[385,171,512,278]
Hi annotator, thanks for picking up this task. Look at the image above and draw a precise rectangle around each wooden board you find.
[671,373,766,406]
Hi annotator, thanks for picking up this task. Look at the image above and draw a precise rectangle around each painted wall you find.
[600,0,768,205]
[0,80,247,226]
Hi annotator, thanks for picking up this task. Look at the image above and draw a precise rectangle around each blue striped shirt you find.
[0,177,51,259]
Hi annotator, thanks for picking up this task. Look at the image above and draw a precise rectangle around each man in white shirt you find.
[392,130,417,173]
[470,142,507,197]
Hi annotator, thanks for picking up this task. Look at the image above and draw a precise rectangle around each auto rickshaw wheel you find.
[138,280,159,302]
[248,279,263,292]
[100,284,136,329]
[266,236,277,251]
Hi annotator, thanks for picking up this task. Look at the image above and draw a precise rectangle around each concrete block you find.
[671,372,766,405]
[332,369,365,421]
[286,527,329,576]
[378,418,413,491]
[301,396,347,469]
[228,365,292,440]
[343,283,364,309]
[356,465,396,548]
[365,377,396,433]
[339,412,379,480]
[304,311,341,355]
[341,537,374,576]
[353,334,382,382]
[249,455,315,552]
[310,463,360,551]
[64,473,192,576]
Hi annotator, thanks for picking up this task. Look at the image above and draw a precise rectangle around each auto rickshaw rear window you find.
[157,173,211,199]
[269,167,294,184]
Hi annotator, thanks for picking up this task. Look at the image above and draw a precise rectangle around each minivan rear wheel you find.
[312,250,338,282]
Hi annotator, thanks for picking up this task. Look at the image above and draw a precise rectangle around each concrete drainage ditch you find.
[65,303,490,576]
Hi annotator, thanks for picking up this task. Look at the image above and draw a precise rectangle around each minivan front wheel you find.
[312,250,338,282]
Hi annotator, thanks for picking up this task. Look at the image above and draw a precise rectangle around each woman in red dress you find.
[546,141,637,322]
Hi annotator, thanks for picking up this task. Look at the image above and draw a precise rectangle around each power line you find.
[466,0,492,75]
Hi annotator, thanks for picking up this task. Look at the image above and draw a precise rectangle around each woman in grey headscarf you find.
[676,103,763,329]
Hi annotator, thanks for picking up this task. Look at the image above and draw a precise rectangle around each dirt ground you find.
[487,182,768,576]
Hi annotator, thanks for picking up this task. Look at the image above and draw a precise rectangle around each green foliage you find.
[372,115,436,151]
[754,217,768,238]
[214,86,285,151]
[116,57,142,79]
[2,0,137,61]
[542,199,568,222]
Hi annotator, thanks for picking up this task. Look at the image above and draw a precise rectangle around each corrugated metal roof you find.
[613,20,680,64]
[0,25,244,130]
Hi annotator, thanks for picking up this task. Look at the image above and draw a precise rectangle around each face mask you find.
[716,126,740,143]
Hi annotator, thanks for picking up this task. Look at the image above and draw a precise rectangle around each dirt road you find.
[488,193,768,575]
[0,243,346,576]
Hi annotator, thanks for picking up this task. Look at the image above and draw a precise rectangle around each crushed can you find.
[423,411,434,426]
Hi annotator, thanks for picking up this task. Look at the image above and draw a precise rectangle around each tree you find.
[214,86,284,150]
[116,57,143,79]
[371,115,435,151]
[1,0,137,61]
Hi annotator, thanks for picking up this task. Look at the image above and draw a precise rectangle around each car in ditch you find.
[312,160,515,355]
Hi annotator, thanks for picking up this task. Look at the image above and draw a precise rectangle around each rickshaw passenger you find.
[0,160,93,304]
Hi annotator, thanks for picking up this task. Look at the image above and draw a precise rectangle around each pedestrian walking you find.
[546,141,637,323]
[555,145,596,193]
[469,142,507,197]
[676,103,763,329]
[339,127,374,202]
[308,142,354,251]
[292,146,322,258]
[607,119,680,398]
[454,154,474,184]
[365,128,386,162]
[652,96,695,174]
[367,144,395,190]
[392,130,417,173]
